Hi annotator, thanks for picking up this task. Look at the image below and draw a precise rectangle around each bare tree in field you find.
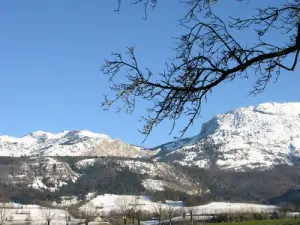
[188,207,196,225]
[115,196,133,225]
[64,207,71,225]
[166,204,174,225]
[40,207,56,225]
[0,203,9,225]
[130,197,144,225]
[25,212,31,225]
[80,203,98,225]
[151,201,164,223]
[102,0,300,140]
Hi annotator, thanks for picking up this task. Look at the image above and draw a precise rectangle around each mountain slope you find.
[0,156,201,198]
[74,157,201,195]
[0,130,154,158]
[157,102,300,170]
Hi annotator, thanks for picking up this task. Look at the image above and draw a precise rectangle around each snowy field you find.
[80,194,277,216]
[0,203,83,225]
[0,194,279,225]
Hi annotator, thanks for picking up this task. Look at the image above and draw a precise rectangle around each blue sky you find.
[1,0,299,147]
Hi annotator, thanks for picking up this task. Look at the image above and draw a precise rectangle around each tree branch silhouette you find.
[102,0,300,140]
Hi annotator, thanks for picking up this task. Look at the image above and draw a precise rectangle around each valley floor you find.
[209,219,300,225]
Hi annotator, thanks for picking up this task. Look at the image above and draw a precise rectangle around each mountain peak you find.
[0,130,152,158]
[29,131,54,138]
[156,102,300,170]
[22,130,109,140]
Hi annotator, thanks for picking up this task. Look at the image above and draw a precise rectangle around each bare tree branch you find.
[103,0,300,140]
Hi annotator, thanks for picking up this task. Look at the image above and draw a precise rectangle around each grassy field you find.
[209,219,300,225]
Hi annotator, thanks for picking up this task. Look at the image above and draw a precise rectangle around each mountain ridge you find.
[158,102,300,170]
[1,102,300,170]
[0,130,154,158]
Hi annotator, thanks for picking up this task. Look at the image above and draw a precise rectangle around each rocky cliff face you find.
[157,102,300,170]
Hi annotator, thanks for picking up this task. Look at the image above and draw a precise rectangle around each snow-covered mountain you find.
[157,102,300,170]
[0,130,154,157]
[2,103,300,206]
[2,102,300,170]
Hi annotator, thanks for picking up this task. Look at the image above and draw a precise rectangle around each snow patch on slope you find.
[142,179,168,192]
[28,157,80,191]
[75,158,97,169]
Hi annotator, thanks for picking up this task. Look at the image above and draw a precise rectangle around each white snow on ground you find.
[53,196,80,207]
[164,202,279,224]
[80,194,171,215]
[81,194,277,216]
[0,203,81,225]
[86,192,97,200]
[84,194,147,211]
[191,202,277,214]
[0,197,278,225]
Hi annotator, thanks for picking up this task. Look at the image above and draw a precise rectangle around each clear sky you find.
[1,0,299,147]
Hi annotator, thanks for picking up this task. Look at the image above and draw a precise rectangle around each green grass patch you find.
[209,219,300,225]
